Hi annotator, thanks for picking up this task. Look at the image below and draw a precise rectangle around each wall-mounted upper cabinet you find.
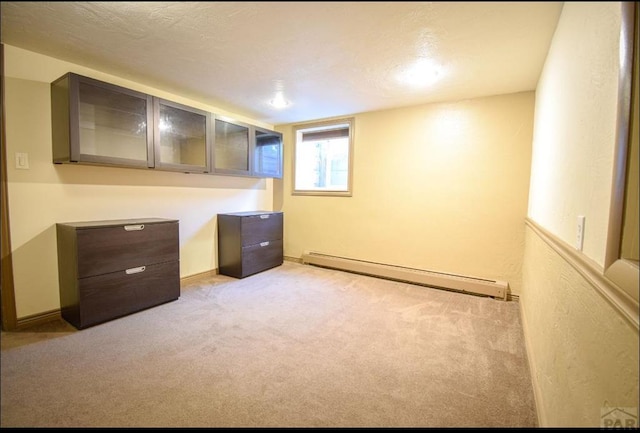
[212,116,283,179]
[52,73,154,168]
[51,72,282,178]
[154,98,211,173]
[253,126,283,179]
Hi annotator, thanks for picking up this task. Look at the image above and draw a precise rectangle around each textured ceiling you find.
[0,1,563,125]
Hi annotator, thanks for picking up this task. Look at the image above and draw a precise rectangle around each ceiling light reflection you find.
[398,59,443,87]
[270,91,290,109]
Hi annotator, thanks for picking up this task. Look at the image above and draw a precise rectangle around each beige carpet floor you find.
[0,261,537,427]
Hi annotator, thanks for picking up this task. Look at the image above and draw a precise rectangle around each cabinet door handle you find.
[259,214,270,219]
[124,224,145,231]
[260,241,270,247]
[125,266,146,275]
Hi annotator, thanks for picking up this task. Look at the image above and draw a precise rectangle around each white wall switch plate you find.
[15,152,29,169]
[576,215,585,251]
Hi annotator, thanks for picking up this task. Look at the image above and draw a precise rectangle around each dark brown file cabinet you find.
[217,211,283,278]
[56,218,180,329]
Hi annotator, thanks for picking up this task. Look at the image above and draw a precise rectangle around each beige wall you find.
[277,92,534,295]
[527,2,620,267]
[4,45,275,318]
[523,2,639,426]
[522,227,639,426]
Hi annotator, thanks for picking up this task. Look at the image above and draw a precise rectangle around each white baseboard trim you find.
[284,256,303,264]
[15,309,62,330]
[519,299,546,427]
[180,269,219,286]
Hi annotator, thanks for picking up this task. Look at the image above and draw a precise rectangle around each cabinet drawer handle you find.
[125,266,146,275]
[124,224,145,231]
[259,214,270,219]
[260,241,270,247]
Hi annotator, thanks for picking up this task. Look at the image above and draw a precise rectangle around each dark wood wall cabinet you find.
[213,116,283,178]
[217,211,283,278]
[56,218,180,329]
[51,72,282,178]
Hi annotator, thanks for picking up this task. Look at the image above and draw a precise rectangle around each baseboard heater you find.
[301,252,508,300]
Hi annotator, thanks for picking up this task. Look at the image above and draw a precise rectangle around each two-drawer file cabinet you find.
[217,211,283,278]
[56,218,180,329]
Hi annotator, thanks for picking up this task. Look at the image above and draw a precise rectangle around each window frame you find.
[292,117,355,197]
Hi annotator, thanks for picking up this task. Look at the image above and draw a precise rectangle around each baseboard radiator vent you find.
[302,252,508,301]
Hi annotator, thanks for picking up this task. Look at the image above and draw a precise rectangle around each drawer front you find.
[241,213,283,246]
[241,238,283,277]
[76,221,178,278]
[77,261,180,328]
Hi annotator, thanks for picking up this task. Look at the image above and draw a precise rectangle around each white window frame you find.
[292,117,354,197]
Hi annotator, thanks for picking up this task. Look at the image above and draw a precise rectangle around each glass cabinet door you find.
[253,127,283,178]
[60,74,154,167]
[213,116,251,176]
[154,98,211,173]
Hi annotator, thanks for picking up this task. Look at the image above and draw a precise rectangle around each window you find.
[293,117,354,196]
